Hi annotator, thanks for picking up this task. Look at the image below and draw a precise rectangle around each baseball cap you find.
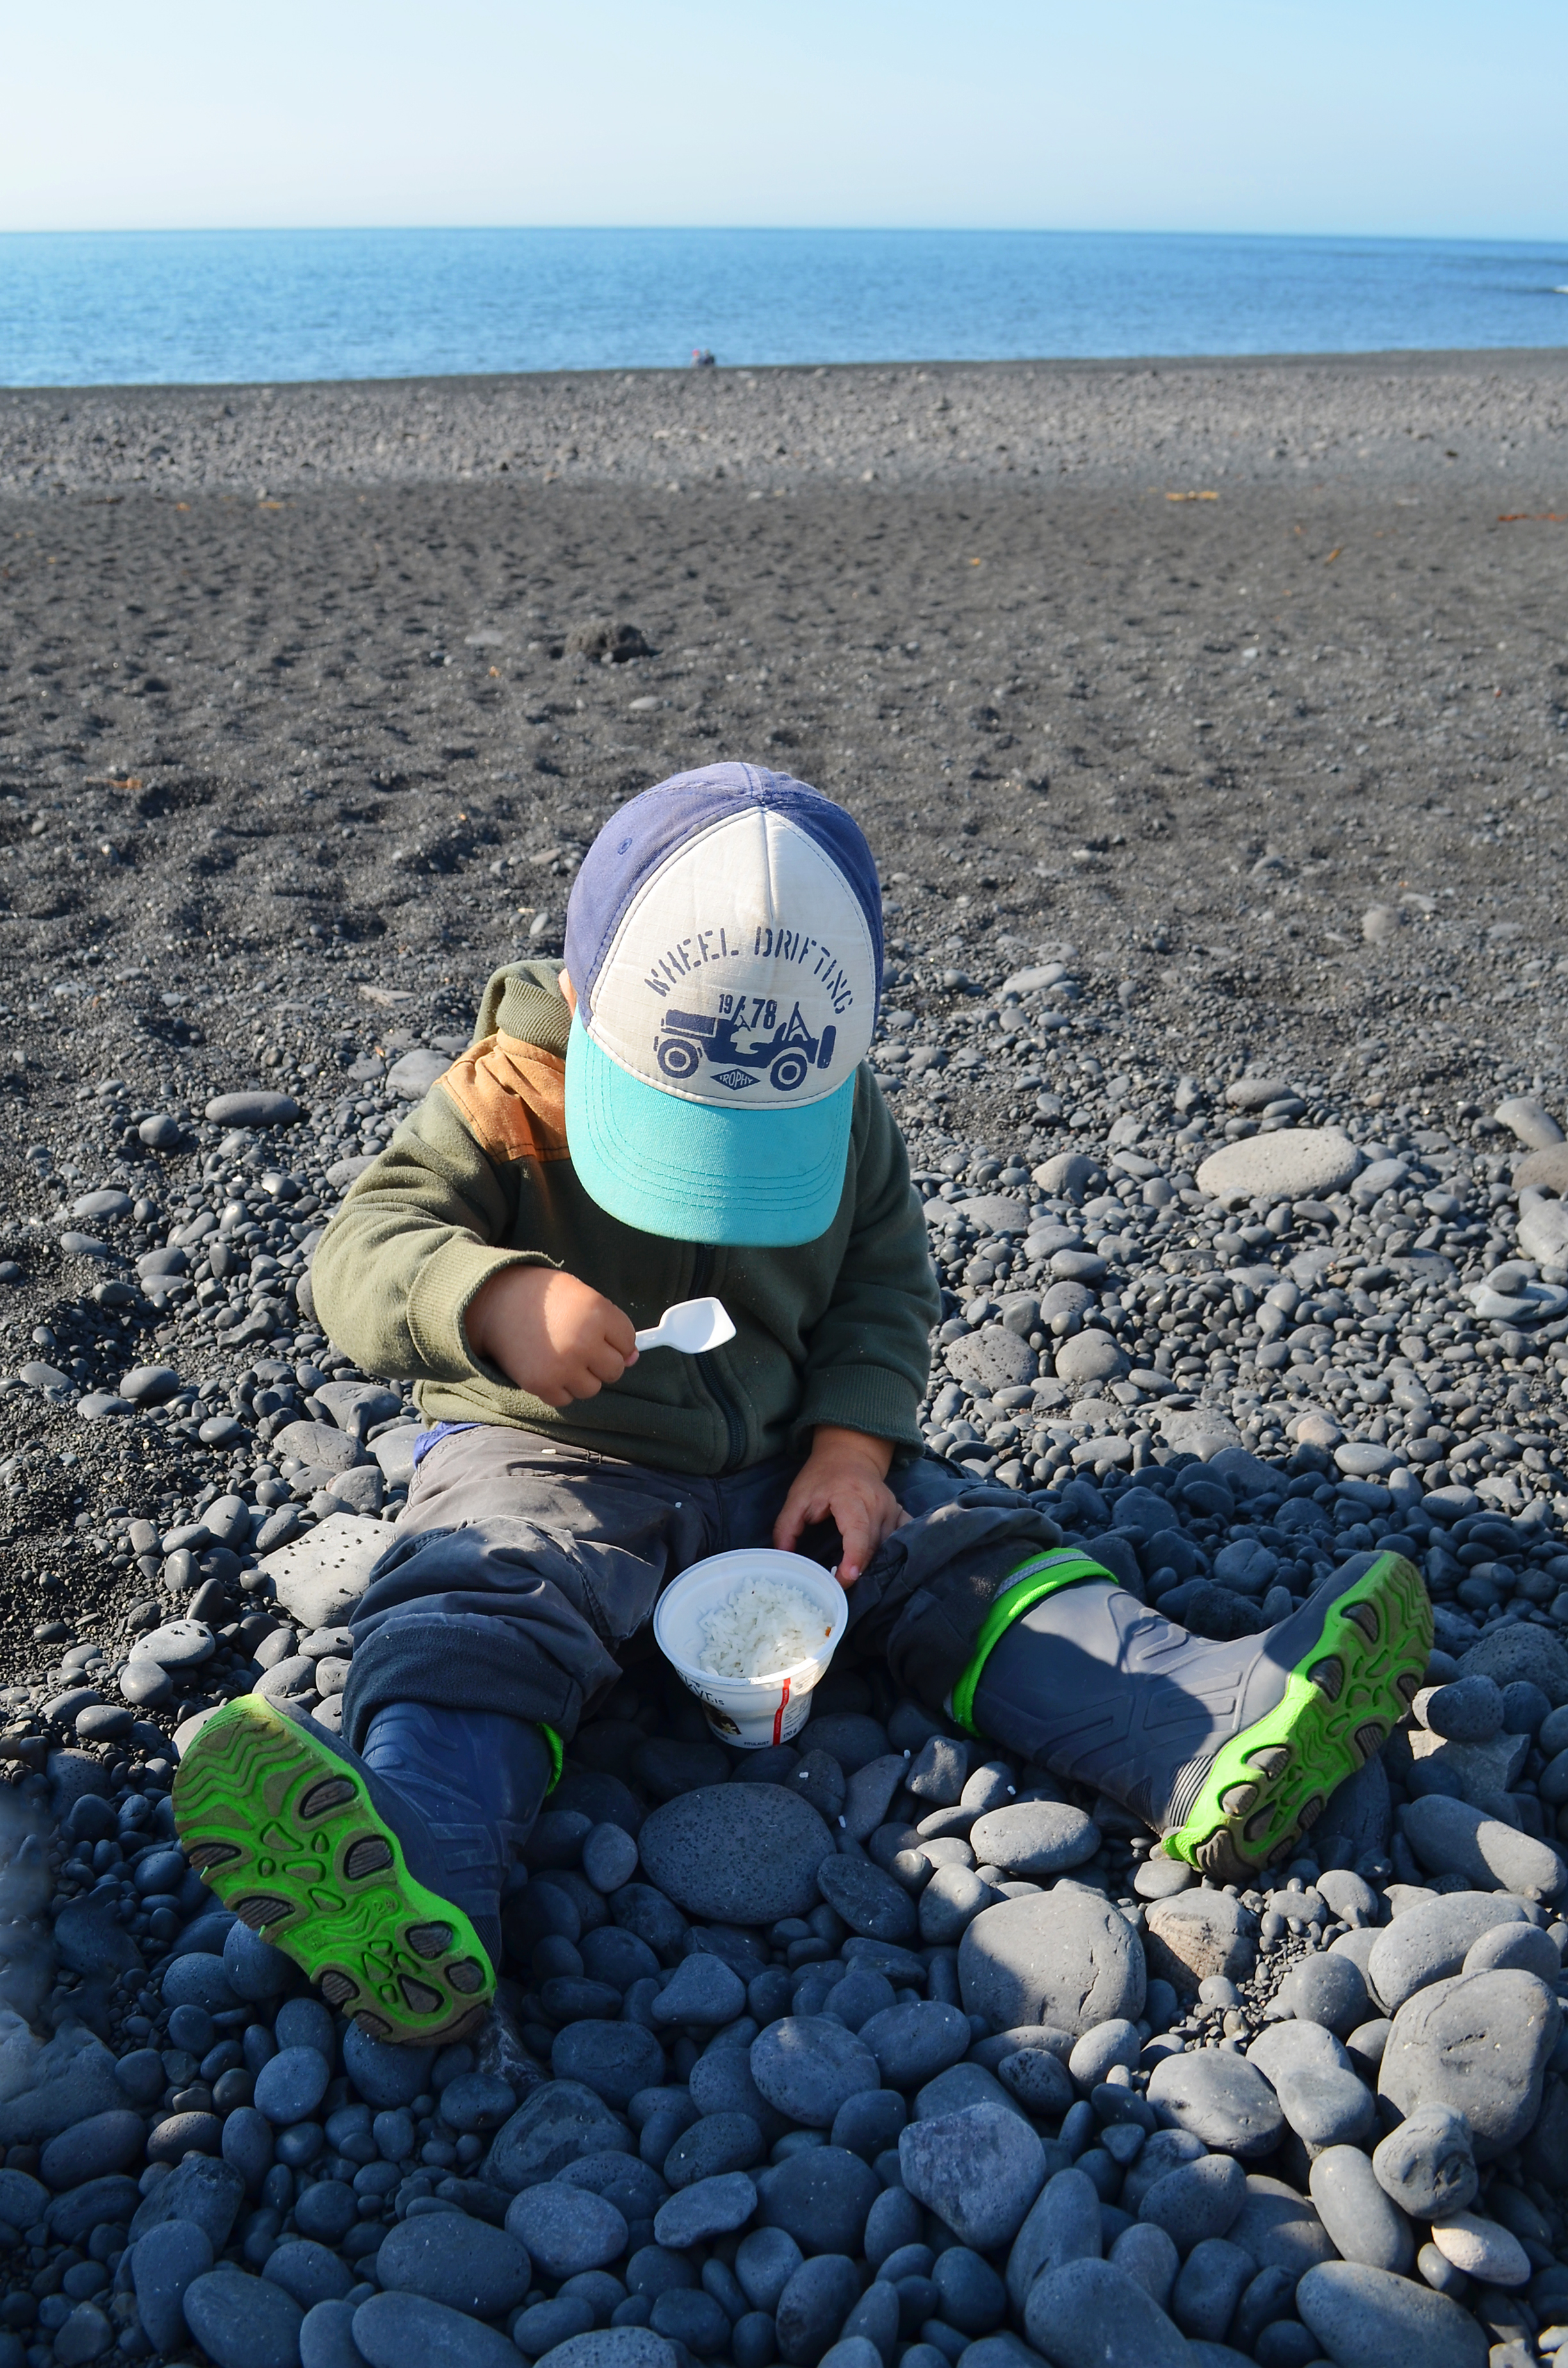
[563,762,883,1245]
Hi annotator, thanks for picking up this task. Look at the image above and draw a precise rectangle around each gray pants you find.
[338,1426,1063,1753]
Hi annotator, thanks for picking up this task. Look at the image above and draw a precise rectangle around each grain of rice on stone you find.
[698,1578,834,1679]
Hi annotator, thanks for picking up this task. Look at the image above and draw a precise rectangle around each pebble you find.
[205,1090,302,1127]
[958,1884,1146,2036]
[264,2241,355,2310]
[649,1954,746,2027]
[1004,2167,1103,2312]
[1401,1795,1567,1901]
[750,2018,880,2128]
[1274,1951,1369,2035]
[254,2043,332,2125]
[582,1822,639,1893]
[353,2290,521,2368]
[735,2226,804,2310]
[1138,2151,1247,2252]
[183,2265,305,2368]
[1107,2220,1179,2310]
[967,1802,1100,1877]
[39,2107,145,2187]
[552,2021,665,2110]
[1143,1890,1258,1996]
[1146,2051,1284,2160]
[1195,1126,1362,1205]
[637,1785,829,1922]
[1022,2258,1191,2368]
[856,2000,971,2088]
[1295,2260,1490,2368]
[1463,1921,1562,1977]
[898,2102,1047,2249]
[1307,2145,1416,2274]
[1271,2061,1377,2149]
[815,1855,919,1944]
[131,2217,214,2351]
[535,2339,676,2368]
[1367,1891,1531,2012]
[663,2110,764,2185]
[653,2172,760,2249]
[1427,2208,1532,2286]
[755,2147,879,2256]
[507,2185,628,2277]
[1370,2101,1478,2217]
[1066,2018,1143,2089]
[996,2048,1075,2116]
[1171,2235,1254,2342]
[1378,1969,1558,2160]
[776,2255,860,2367]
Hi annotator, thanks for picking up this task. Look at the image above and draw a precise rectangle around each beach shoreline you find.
[3,345,1564,500]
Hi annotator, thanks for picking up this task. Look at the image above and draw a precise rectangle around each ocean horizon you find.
[1,226,1565,389]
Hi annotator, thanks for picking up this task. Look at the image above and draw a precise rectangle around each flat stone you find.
[386,1049,451,1098]
[0,2025,125,2147]
[755,2146,880,2256]
[652,2171,759,2248]
[1157,1408,1243,1461]
[274,1420,364,1475]
[486,2081,633,2195]
[815,1855,918,1944]
[353,2290,521,2368]
[1052,1333,1128,1386]
[1307,2145,1414,2275]
[535,2337,678,2368]
[1146,2050,1284,2160]
[1458,1624,1568,1708]
[1275,1952,1369,2035]
[121,1363,181,1404]
[1367,1891,1530,2012]
[263,1509,389,1630]
[205,1091,301,1128]
[1378,1968,1560,2161]
[1196,1128,1362,1208]
[947,1327,1038,1394]
[1496,1095,1564,1149]
[1137,2152,1246,2251]
[39,2107,145,2188]
[1143,1891,1258,1998]
[750,2017,879,2128]
[1295,2260,1488,2368]
[1515,1144,1568,1192]
[131,2216,213,2351]
[1004,2166,1103,2314]
[1427,2208,1531,2285]
[958,1884,1146,2037]
[649,1955,746,2028]
[1022,2259,1190,2368]
[184,2266,304,2368]
[967,1802,1100,1878]
[1271,2061,1376,2150]
[638,1785,829,1923]
[378,2208,534,2312]
[898,2102,1047,2250]
[1401,1795,1565,1901]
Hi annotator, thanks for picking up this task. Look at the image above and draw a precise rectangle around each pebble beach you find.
[1,349,1568,2368]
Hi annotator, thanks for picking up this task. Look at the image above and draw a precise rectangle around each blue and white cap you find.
[564,762,883,1244]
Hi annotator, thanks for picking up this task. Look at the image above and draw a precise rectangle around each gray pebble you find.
[1004,2166,1103,2312]
[958,1885,1146,2037]
[663,2111,764,2187]
[439,2072,517,2134]
[1462,1921,1560,1978]
[1367,1891,1530,2012]
[1378,1968,1558,2161]
[264,2241,355,2310]
[1146,2051,1284,2160]
[300,2300,370,2368]
[919,1862,995,1945]
[1295,2260,1488,2368]
[131,2216,213,2351]
[816,1855,919,1944]
[254,2043,331,2126]
[129,2154,245,2250]
[582,1823,639,1894]
[1370,2101,1478,2217]
[1066,2019,1143,2090]
[506,2185,627,2278]
[751,2017,879,2128]
[652,2171,759,2249]
[1023,2257,1190,2368]
[899,2101,1047,2249]
[649,1954,746,2028]
[354,2289,521,2368]
[1307,2145,1414,2275]
[39,2107,144,2187]
[776,2255,860,2368]
[1223,2174,1334,2278]
[1272,2062,1376,2150]
[754,2147,879,2256]
[996,2048,1075,2116]
[511,2301,595,2361]
[1143,1891,1258,1998]
[735,2226,804,2312]
[968,1802,1100,1877]
[1274,1952,1369,2037]
[1138,2152,1246,2251]
[184,2266,304,2368]
[535,2339,676,2368]
[1107,2221,1179,2310]
[1401,1795,1567,1901]
[1171,2237,1254,2342]
[1418,1675,1505,1743]
[341,2025,433,2109]
[552,2022,665,2110]
[637,1785,829,1923]
[856,2000,970,2089]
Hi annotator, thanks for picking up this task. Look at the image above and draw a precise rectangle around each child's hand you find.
[773,1426,908,1586]
[467,1265,639,1408]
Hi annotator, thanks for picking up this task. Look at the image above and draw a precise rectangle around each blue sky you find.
[4,0,1560,239]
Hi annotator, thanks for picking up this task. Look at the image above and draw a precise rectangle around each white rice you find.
[697,1576,831,1681]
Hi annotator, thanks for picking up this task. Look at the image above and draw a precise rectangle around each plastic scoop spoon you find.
[634,1296,737,1356]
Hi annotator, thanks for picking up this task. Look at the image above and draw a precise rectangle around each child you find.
[174,764,1428,2044]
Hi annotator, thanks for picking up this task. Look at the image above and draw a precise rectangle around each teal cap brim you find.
[565,1014,853,1246]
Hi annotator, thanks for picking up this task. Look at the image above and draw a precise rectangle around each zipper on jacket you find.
[691,1246,747,1472]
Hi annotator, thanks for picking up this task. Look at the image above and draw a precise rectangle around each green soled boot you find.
[968,1546,1430,1882]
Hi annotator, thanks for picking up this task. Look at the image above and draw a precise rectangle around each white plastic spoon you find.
[633,1296,737,1355]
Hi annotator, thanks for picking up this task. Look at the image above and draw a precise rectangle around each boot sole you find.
[172,1694,494,2045]
[1163,1549,1430,1884]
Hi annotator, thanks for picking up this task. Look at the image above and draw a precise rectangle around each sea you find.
[1,227,1565,387]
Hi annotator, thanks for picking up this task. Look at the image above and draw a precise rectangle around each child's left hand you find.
[773,1426,908,1586]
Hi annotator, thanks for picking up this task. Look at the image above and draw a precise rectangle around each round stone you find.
[353,2290,521,2368]
[205,1092,301,1128]
[1275,1951,1369,2037]
[1022,2258,1191,2368]
[856,2001,971,2089]
[958,1885,1146,2037]
[1378,1968,1558,2161]
[637,1785,830,1923]
[1307,2144,1416,2275]
[898,2102,1047,2250]
[373,2212,534,2318]
[551,2022,664,2111]
[1196,1129,1362,1208]
[1295,2260,1488,2368]
[253,2045,331,2126]
[1145,2050,1284,2160]
[754,2148,879,2257]
[183,2267,304,2368]
[815,1856,917,1944]
[505,2185,628,2278]
[750,2017,879,2128]
[967,1802,1100,1878]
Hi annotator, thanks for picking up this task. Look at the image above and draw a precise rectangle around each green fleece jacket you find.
[311,963,940,1476]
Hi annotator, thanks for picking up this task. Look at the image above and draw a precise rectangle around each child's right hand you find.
[466,1265,639,1408]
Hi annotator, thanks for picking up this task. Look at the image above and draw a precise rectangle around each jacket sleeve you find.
[310,1090,552,1386]
[792,1073,940,1454]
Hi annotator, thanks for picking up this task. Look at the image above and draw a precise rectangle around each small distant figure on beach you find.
[690,347,716,368]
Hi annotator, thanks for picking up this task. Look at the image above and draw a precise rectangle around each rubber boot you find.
[971,1545,1430,1882]
[174,1695,552,2045]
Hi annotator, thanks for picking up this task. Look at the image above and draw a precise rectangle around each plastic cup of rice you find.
[653,1549,849,1748]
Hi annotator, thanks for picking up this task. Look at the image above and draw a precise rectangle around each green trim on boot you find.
[173,1694,495,2045]
[949,1549,1116,1736]
[539,1723,564,1793]
[1161,1548,1431,1880]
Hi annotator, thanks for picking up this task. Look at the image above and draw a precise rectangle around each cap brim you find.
[565,1014,853,1246]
